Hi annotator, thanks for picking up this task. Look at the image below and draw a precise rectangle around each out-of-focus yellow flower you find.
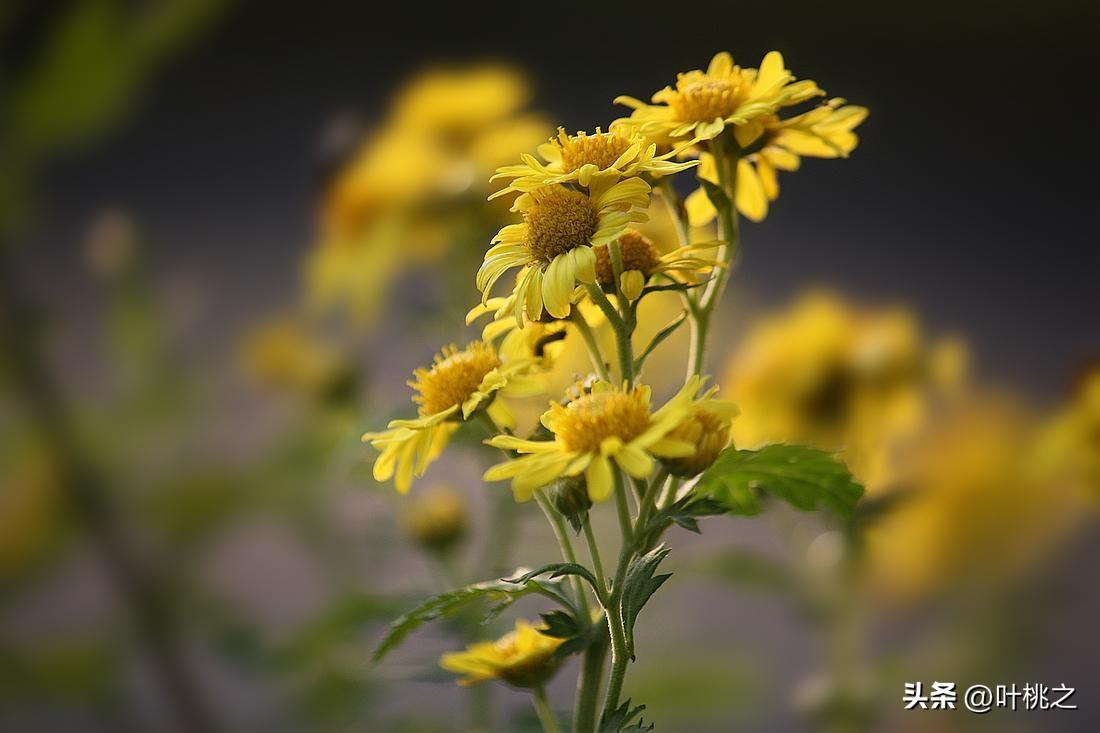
[401,485,468,553]
[685,99,868,223]
[363,341,543,494]
[1032,367,1100,499]
[241,316,354,404]
[614,51,822,142]
[724,292,962,492]
[440,619,564,688]
[0,442,63,582]
[491,126,697,198]
[310,64,553,327]
[477,179,651,323]
[484,378,704,502]
[390,65,532,139]
[865,397,1082,602]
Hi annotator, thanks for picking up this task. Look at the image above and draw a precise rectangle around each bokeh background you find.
[1,1,1097,732]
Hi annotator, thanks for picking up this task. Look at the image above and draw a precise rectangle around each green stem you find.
[601,471,636,720]
[573,633,609,733]
[583,282,634,383]
[687,140,740,377]
[535,491,592,616]
[569,309,611,382]
[582,517,608,595]
[532,685,562,733]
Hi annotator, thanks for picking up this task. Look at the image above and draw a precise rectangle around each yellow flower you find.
[686,98,869,223]
[724,292,961,492]
[491,126,698,198]
[477,178,651,323]
[662,384,739,477]
[240,316,353,403]
[865,397,1082,602]
[390,65,533,139]
[592,229,722,301]
[467,294,604,369]
[1032,367,1100,499]
[401,485,468,552]
[483,378,704,502]
[363,341,542,494]
[614,51,823,143]
[440,620,564,688]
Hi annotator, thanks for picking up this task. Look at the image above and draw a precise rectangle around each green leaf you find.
[539,609,606,659]
[636,495,725,551]
[600,699,652,732]
[505,563,600,597]
[696,445,864,519]
[620,546,672,661]
[371,573,563,663]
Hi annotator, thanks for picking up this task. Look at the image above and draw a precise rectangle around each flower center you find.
[411,342,500,415]
[554,389,652,453]
[557,129,634,173]
[594,229,662,291]
[665,407,731,476]
[523,187,601,263]
[670,74,747,123]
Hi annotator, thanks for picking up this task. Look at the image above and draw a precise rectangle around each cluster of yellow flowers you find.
[362,51,867,731]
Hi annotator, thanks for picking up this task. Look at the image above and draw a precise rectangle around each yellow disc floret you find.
[664,407,733,477]
[523,186,601,263]
[551,387,653,454]
[411,342,501,416]
[667,74,750,124]
[556,128,635,173]
[594,229,662,292]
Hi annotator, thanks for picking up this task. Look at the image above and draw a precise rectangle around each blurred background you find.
[1,1,1096,732]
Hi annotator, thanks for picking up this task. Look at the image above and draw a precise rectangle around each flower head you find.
[593,229,723,300]
[491,126,697,197]
[477,178,651,323]
[484,378,705,502]
[662,384,739,477]
[401,485,468,552]
[440,620,564,688]
[686,98,869,223]
[363,341,542,493]
[614,51,823,142]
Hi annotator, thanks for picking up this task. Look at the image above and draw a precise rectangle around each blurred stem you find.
[569,309,611,382]
[532,685,562,733]
[657,177,691,248]
[573,633,608,733]
[687,138,740,378]
[0,249,218,733]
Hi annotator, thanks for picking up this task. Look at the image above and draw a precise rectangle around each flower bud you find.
[546,475,592,529]
[402,486,468,553]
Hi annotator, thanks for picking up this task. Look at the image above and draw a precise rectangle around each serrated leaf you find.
[600,698,650,733]
[538,610,580,639]
[620,546,672,660]
[505,563,600,596]
[696,445,864,519]
[371,573,561,663]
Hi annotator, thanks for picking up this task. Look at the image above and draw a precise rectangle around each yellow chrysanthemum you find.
[440,620,564,688]
[491,126,698,197]
[661,384,739,477]
[362,341,542,494]
[466,292,606,369]
[477,178,652,323]
[685,98,869,223]
[614,51,823,142]
[592,229,722,301]
[724,292,964,492]
[483,377,705,502]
